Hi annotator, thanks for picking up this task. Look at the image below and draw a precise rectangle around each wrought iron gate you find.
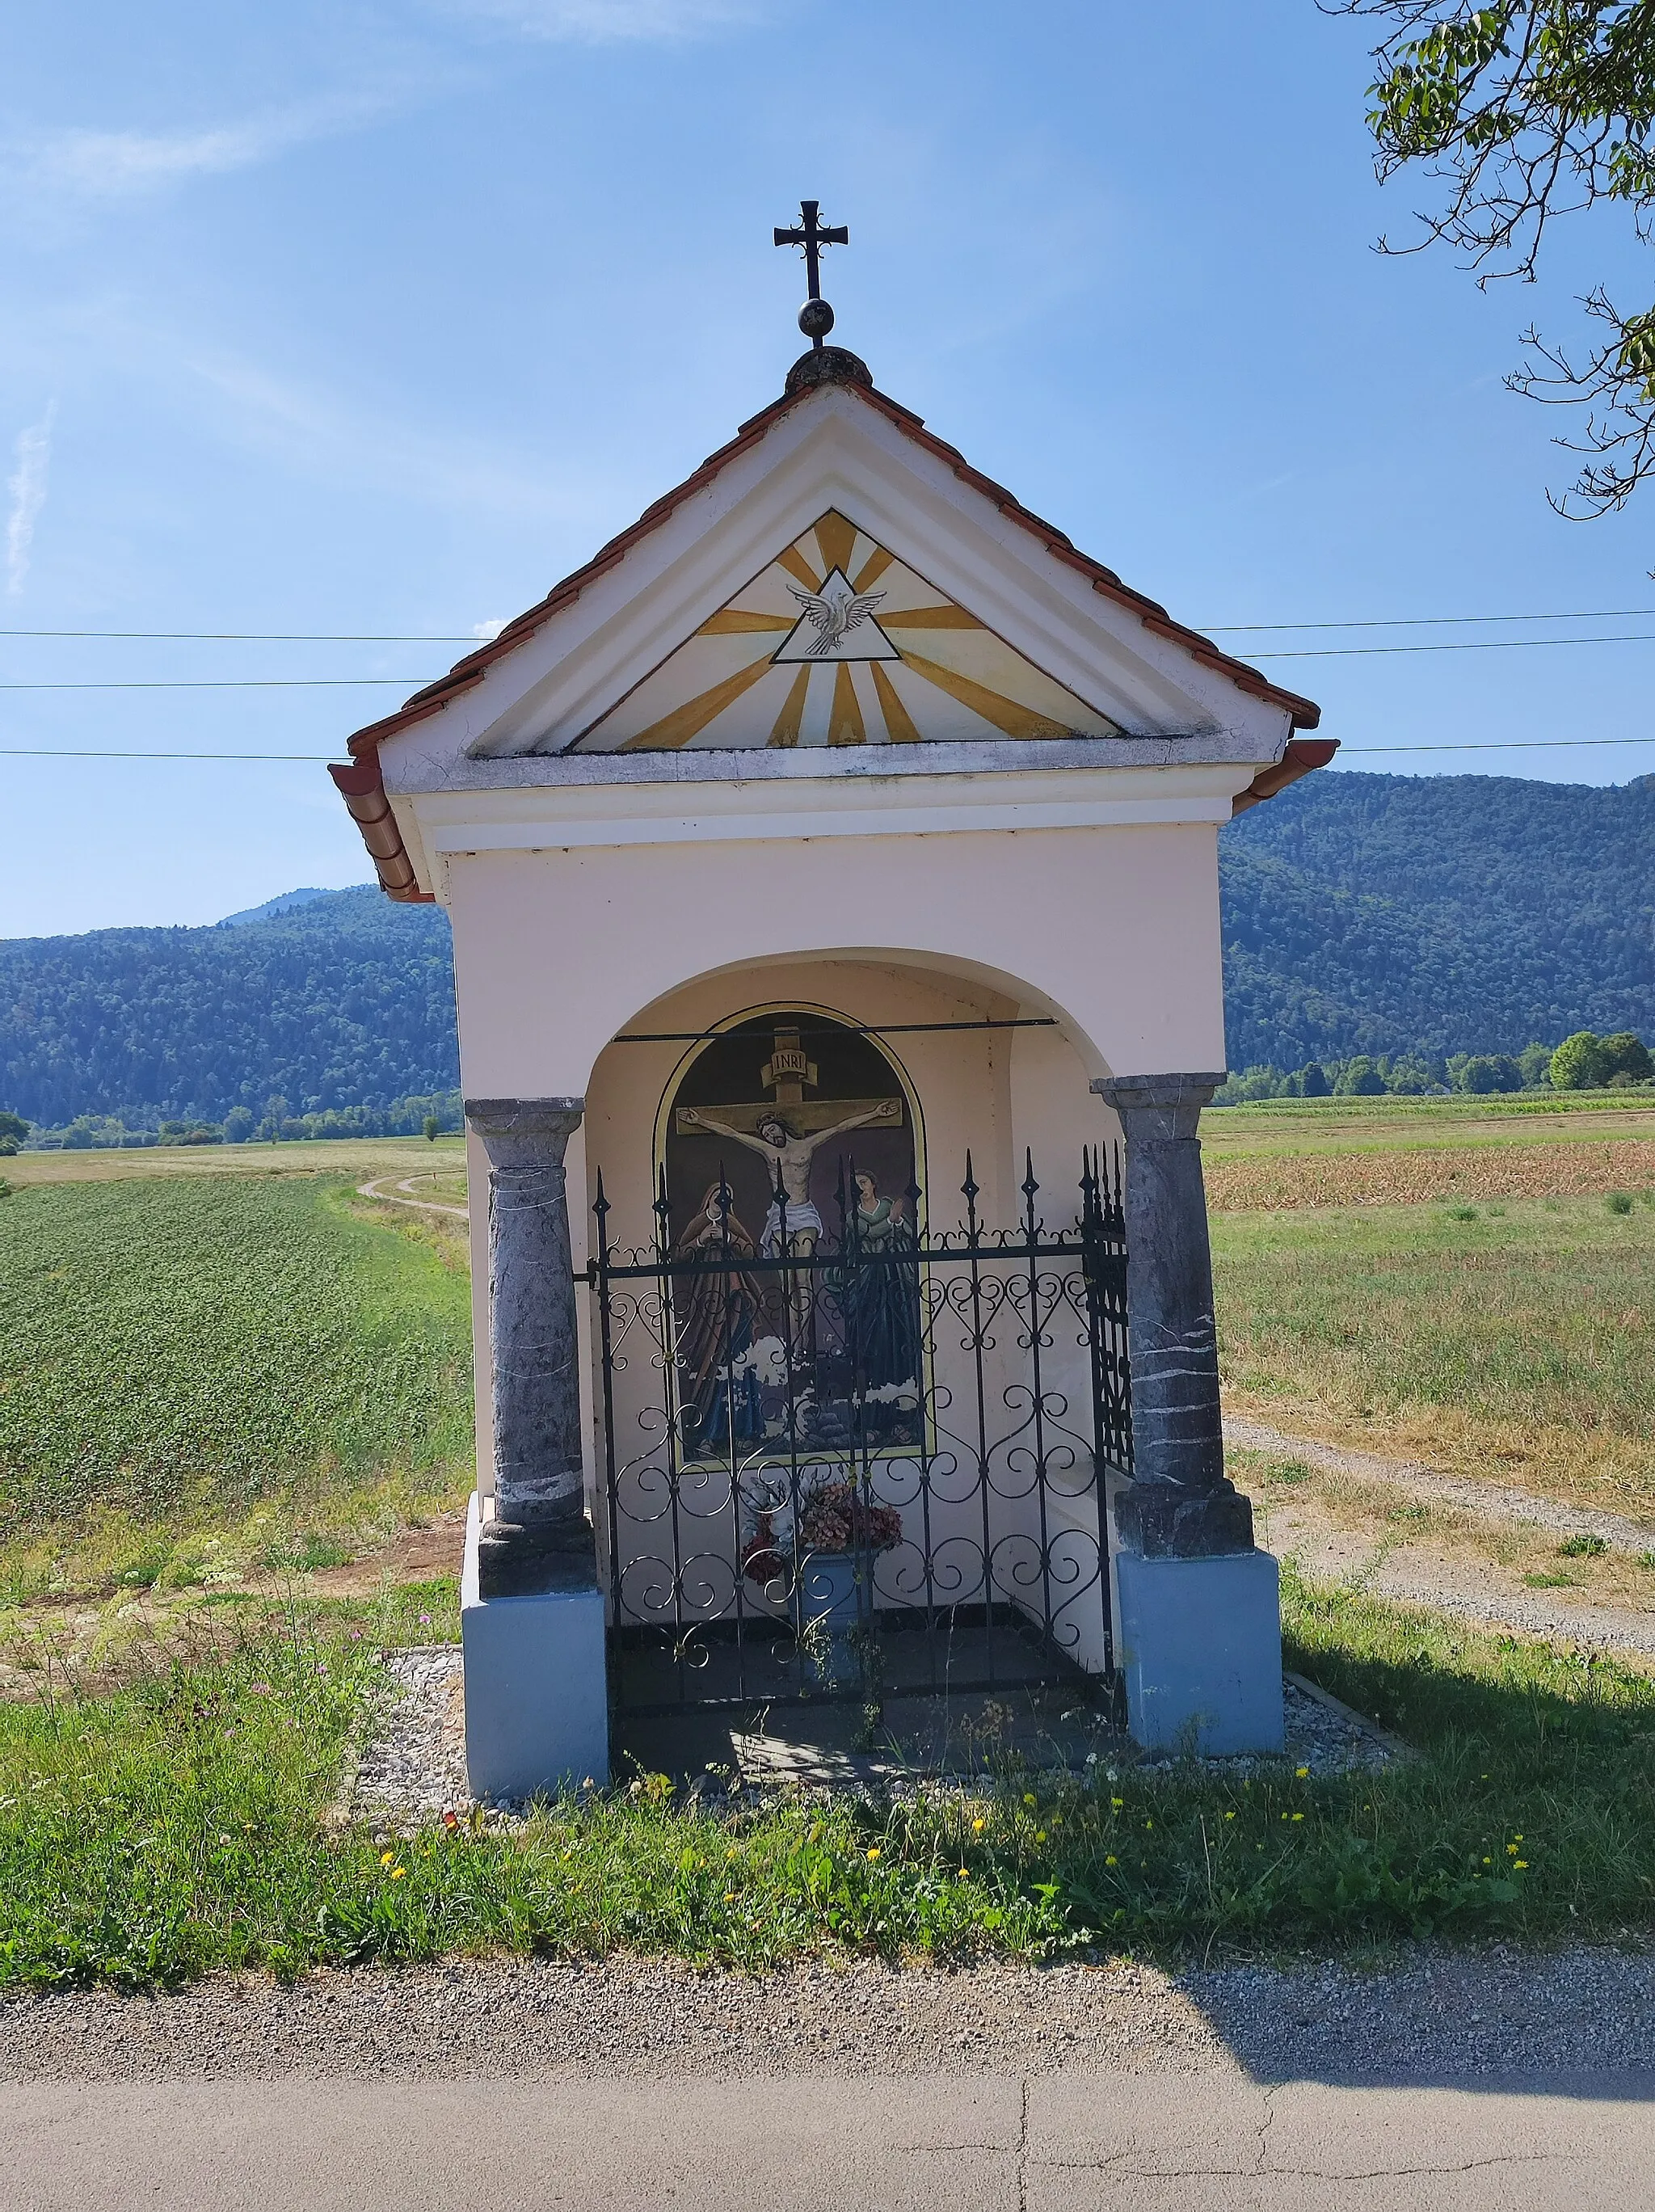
[588,1150,1131,1718]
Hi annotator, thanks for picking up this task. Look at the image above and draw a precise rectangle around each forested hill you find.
[0,887,457,1127]
[1219,772,1655,1071]
[2,772,1651,1127]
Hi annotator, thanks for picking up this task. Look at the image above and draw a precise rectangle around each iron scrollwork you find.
[591,1148,1131,1717]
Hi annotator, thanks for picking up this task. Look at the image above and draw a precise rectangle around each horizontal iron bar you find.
[615,1672,1100,1717]
[612,1017,1059,1044]
[588,1238,1109,1279]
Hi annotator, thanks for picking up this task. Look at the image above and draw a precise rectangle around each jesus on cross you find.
[676,1098,901,1262]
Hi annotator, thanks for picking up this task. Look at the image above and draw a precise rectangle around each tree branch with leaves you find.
[1332,1,1655,516]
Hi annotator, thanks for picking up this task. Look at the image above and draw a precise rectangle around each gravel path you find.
[1231,1413,1655,1660]
[5,1945,1655,2084]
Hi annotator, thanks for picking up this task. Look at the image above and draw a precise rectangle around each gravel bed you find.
[3,1944,1654,2084]
[345,1654,1392,1828]
[349,1649,469,1823]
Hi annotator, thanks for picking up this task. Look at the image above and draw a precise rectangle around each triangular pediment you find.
[570,510,1120,752]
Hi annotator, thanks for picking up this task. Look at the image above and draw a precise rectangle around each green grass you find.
[0,1176,474,1590]
[1211,1192,1655,1506]
[2,1568,1652,1988]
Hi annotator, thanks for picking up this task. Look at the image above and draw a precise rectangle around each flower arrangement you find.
[797,1480,903,1557]
[741,1485,906,1587]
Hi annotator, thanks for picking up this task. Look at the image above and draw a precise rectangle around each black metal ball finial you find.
[798,297,835,342]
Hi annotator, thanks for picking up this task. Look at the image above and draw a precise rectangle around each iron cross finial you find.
[773,198,849,350]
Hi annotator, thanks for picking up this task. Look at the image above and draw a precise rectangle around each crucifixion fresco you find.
[663,1013,924,1460]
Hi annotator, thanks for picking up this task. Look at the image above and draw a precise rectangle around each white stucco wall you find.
[444,817,1227,1106]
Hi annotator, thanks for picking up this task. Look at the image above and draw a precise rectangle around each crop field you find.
[1213,1193,1655,1510]
[1204,1095,1655,1211]
[0,1173,474,1597]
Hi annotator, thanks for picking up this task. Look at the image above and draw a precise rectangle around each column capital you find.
[465,1097,584,1169]
[1092,1072,1226,1139]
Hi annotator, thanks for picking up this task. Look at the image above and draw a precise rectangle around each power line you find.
[0,607,1652,642]
[1249,631,1655,660]
[0,629,485,643]
[0,748,339,759]
[0,677,438,692]
[1204,606,1655,634]
[7,634,1655,685]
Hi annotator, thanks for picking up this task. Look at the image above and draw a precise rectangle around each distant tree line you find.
[1214,1031,1653,1106]
[6,1090,463,1152]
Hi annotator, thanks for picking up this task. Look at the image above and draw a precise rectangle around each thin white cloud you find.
[6,402,56,596]
[11,88,401,204]
[472,619,510,638]
[442,0,769,41]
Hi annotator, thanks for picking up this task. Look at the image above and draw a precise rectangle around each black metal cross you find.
[773,200,848,302]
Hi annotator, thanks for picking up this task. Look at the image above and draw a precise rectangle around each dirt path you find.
[1226,1412,1655,1553]
[1229,1410,1655,1661]
[356,1173,470,1221]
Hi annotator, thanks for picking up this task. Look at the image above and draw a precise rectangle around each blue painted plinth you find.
[1114,1548,1285,1755]
[460,1494,610,1801]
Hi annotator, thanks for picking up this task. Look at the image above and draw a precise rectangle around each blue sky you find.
[3,0,1653,937]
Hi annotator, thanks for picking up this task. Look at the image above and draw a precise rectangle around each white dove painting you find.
[772,569,900,663]
[571,508,1120,750]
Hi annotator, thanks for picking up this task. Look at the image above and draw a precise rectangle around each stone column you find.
[1092,1072,1281,1755]
[1092,1072,1251,1555]
[464,1096,594,1598]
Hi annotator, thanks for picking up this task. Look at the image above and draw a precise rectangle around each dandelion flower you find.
[1223,1810,1236,1821]
[866,1848,881,1861]
[1291,1813,1304,1823]
[1295,1766,1308,1779]
[1105,1855,1118,1867]
[1143,1818,1153,1830]
[1035,1830,1047,1843]
[1514,1859,1528,1869]
[957,1868,969,1879]
[381,1849,397,1867]
[390,1866,406,1880]
[972,1818,986,1833]
[1023,1793,1037,1807]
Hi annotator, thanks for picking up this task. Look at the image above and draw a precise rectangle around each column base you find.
[461,1494,610,1800]
[1114,1548,1285,1755]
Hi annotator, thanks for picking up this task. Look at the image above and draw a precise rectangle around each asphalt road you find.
[6,2072,1655,2210]
[6,1954,1655,2210]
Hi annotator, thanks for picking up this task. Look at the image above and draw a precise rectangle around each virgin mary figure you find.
[672,1182,769,1457]
[840,1169,922,1400]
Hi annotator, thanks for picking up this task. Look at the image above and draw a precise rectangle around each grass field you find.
[0,1134,464,1191]
[1,1567,1650,1986]
[0,1172,474,1599]
[1213,1192,1655,1510]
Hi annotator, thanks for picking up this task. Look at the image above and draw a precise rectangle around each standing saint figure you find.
[671,1181,768,1456]
[840,1168,922,1399]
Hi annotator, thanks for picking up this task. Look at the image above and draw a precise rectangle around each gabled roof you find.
[331,348,1328,898]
